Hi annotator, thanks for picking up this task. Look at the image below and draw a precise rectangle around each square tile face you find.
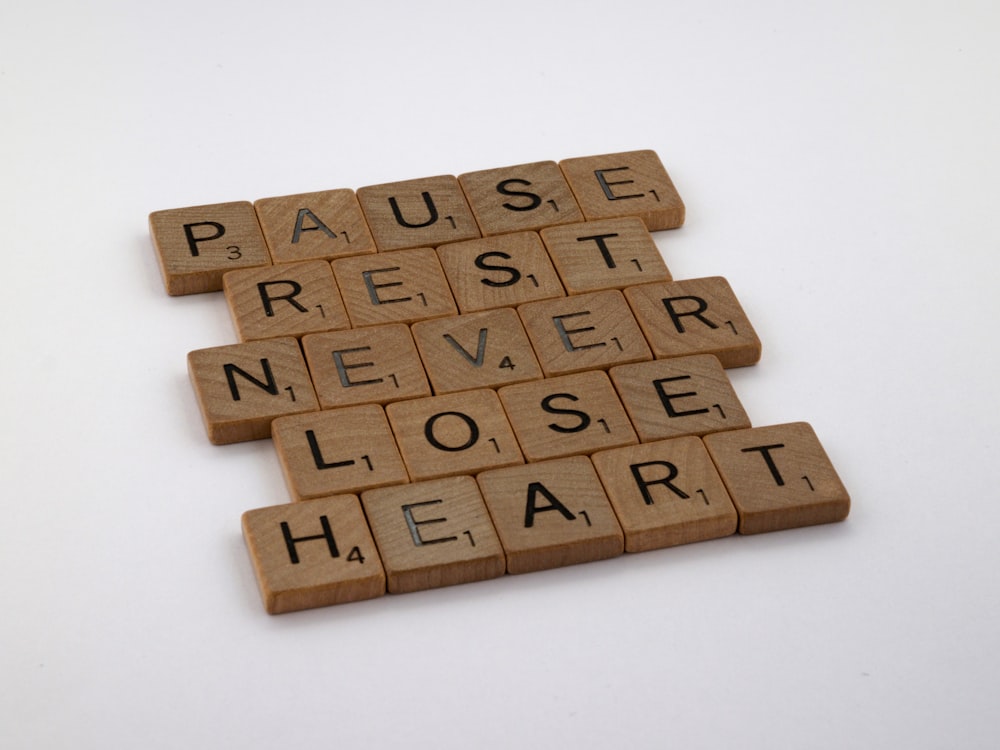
[624,276,762,367]
[385,389,524,481]
[301,324,431,409]
[591,437,738,552]
[497,370,638,462]
[149,201,272,296]
[518,289,652,376]
[436,232,565,313]
[477,456,624,575]
[608,354,751,441]
[253,189,377,263]
[242,495,386,614]
[703,422,851,534]
[540,217,671,294]
[361,476,506,594]
[271,405,409,501]
[187,338,319,444]
[223,260,351,341]
[458,160,584,235]
[558,150,685,231]
[357,175,481,251]
[411,308,543,394]
[332,247,458,327]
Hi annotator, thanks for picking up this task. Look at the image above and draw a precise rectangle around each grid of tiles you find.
[150,150,850,614]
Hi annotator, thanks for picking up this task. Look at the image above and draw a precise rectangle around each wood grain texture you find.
[476,456,624,575]
[703,422,850,534]
[187,338,319,444]
[411,307,543,394]
[149,201,271,296]
[223,260,350,342]
[357,175,480,252]
[458,160,584,235]
[540,217,671,294]
[253,188,376,263]
[591,437,738,552]
[361,476,505,594]
[301,324,432,409]
[624,276,762,367]
[517,289,652,376]
[271,405,409,501]
[559,150,685,231]
[435,231,565,313]
[242,495,386,614]
[608,354,751,441]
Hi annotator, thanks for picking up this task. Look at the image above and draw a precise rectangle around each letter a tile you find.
[703,422,851,534]
[242,494,386,614]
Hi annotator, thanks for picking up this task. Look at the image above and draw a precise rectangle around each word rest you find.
[149,149,850,614]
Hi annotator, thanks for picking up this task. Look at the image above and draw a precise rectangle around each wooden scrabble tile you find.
[149,201,272,296]
[703,422,851,534]
[608,354,751,441]
[539,217,671,294]
[436,232,565,313]
[517,289,652,376]
[411,308,543,394]
[559,150,685,231]
[253,188,377,263]
[223,260,351,342]
[497,370,638,462]
[385,389,524,481]
[301,324,431,409]
[624,277,762,367]
[361,476,506,594]
[458,160,584,235]
[187,338,319,444]
[271,405,409,501]
[591,437,738,552]
[357,175,481,252]
[331,247,457,328]
[242,494,385,614]
[476,456,624,575]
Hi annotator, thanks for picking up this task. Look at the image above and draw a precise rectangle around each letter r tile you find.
[242,494,386,614]
[361,476,506,594]
[703,422,851,534]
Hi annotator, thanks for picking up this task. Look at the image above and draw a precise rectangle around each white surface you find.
[3,1,998,747]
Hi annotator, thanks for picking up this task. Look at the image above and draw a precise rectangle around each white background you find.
[3,1,998,747]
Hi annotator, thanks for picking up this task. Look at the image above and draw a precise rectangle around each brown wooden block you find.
[149,201,271,296]
[271,405,409,501]
[385,388,523,482]
[187,338,319,444]
[242,495,386,614]
[436,232,565,313]
[540,217,671,294]
[361,476,506,594]
[591,437,738,552]
[253,188,377,263]
[301,324,431,409]
[497,370,638,462]
[558,150,685,231]
[517,289,652,376]
[411,308,543,394]
[357,175,481,252]
[458,160,584,235]
[331,247,457,327]
[476,456,624,575]
[703,422,851,534]
[608,354,751,441]
[624,277,762,367]
[222,260,351,342]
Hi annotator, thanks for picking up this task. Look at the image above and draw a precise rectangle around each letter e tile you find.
[703,422,851,534]
[242,495,386,614]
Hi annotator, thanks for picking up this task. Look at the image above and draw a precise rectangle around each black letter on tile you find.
[257,280,308,316]
[389,192,439,228]
[281,515,340,564]
[576,233,620,269]
[541,393,591,433]
[224,358,278,401]
[594,167,644,201]
[402,499,457,546]
[524,482,577,527]
[630,460,689,505]
[653,375,709,418]
[741,444,787,486]
[291,208,337,243]
[474,251,522,287]
[183,221,225,257]
[661,295,718,333]
[424,411,480,452]
[497,178,543,212]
